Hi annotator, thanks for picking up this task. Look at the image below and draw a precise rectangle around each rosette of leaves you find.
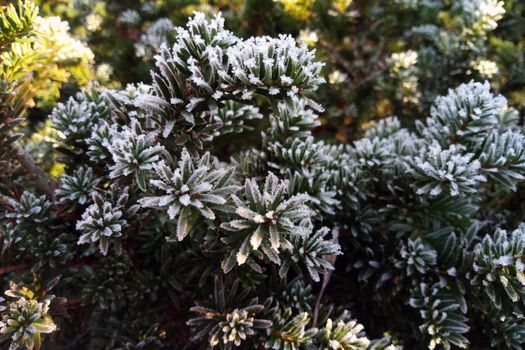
[280,279,315,314]
[50,86,110,143]
[187,277,272,349]
[394,237,437,276]
[86,120,115,164]
[264,137,342,216]
[488,315,525,350]
[139,148,239,242]
[410,143,486,197]
[264,307,316,350]
[285,169,339,216]
[105,83,153,122]
[280,226,341,282]
[0,285,56,350]
[479,130,525,191]
[108,118,166,191]
[212,100,262,136]
[220,172,311,272]
[20,232,72,270]
[416,81,508,147]
[318,311,371,350]
[55,166,100,205]
[5,191,52,230]
[409,283,469,349]
[265,98,319,144]
[75,190,137,256]
[471,226,525,313]
[267,137,332,178]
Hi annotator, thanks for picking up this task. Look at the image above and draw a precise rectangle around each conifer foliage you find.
[2,2,525,349]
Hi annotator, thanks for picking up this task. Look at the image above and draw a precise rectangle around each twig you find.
[312,226,340,327]
[0,193,16,208]
[0,256,95,276]
[12,143,57,198]
[0,263,30,275]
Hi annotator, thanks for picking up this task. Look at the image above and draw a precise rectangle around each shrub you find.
[2,1,525,349]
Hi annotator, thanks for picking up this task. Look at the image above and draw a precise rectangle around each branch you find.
[12,143,57,198]
[0,257,95,276]
[0,193,16,208]
[0,263,30,275]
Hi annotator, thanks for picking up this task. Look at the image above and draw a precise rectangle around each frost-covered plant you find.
[187,277,272,349]
[472,226,525,312]
[320,315,371,350]
[76,193,129,255]
[51,86,111,144]
[5,8,525,350]
[86,120,115,163]
[221,173,311,271]
[139,148,239,241]
[108,118,166,190]
[479,130,525,191]
[265,309,315,350]
[280,226,341,282]
[417,81,508,147]
[409,283,470,349]
[5,192,52,228]
[395,238,437,276]
[0,286,56,350]
[411,143,486,197]
[56,167,99,205]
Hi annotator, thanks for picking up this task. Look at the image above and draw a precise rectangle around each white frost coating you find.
[412,143,486,197]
